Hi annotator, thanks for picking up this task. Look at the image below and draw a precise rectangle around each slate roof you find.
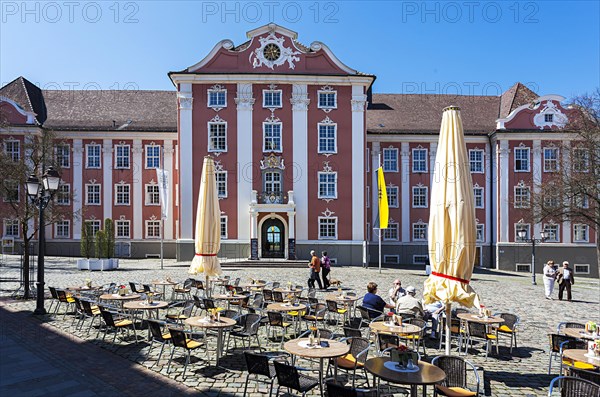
[0,76,47,124]
[499,82,538,118]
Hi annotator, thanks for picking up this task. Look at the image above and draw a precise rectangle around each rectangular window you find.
[216,171,227,198]
[3,180,19,203]
[86,184,101,205]
[3,219,19,237]
[318,124,337,154]
[208,88,226,107]
[56,144,70,168]
[263,89,282,108]
[514,147,530,172]
[413,255,428,265]
[514,186,531,208]
[543,148,559,172]
[413,224,428,241]
[412,186,428,208]
[145,184,160,205]
[469,149,484,173]
[545,114,553,122]
[515,223,531,241]
[318,217,337,239]
[86,144,101,168]
[366,186,370,208]
[573,224,589,242]
[383,148,398,172]
[574,193,589,209]
[543,224,559,242]
[573,148,589,172]
[115,184,130,205]
[412,148,428,172]
[116,220,130,239]
[387,186,399,208]
[474,187,484,208]
[476,224,485,242]
[55,220,70,238]
[574,264,590,274]
[384,255,400,264]
[208,123,227,152]
[263,123,282,152]
[145,145,161,169]
[383,223,399,241]
[544,192,559,208]
[318,91,337,109]
[86,220,101,237]
[318,172,337,199]
[146,220,161,239]
[57,184,70,205]
[366,222,371,241]
[220,216,228,239]
[115,144,130,169]
[4,140,20,162]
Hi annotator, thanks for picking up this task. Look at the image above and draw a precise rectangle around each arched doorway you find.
[261,218,285,258]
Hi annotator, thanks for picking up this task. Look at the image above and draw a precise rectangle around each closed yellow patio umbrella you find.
[424,106,480,354]
[189,156,222,293]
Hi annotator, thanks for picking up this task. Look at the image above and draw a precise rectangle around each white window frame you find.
[220,215,228,239]
[366,148,370,172]
[85,144,101,169]
[573,264,590,274]
[208,122,227,152]
[86,220,101,237]
[384,255,400,264]
[572,148,590,172]
[145,220,161,239]
[85,184,101,205]
[469,149,484,173]
[383,223,399,241]
[516,263,531,273]
[318,172,337,199]
[573,224,589,242]
[208,87,227,108]
[476,224,485,242]
[3,219,19,237]
[574,193,589,209]
[4,139,20,162]
[114,183,130,206]
[412,186,428,208]
[413,255,429,265]
[473,186,484,208]
[317,90,337,109]
[54,220,70,238]
[317,123,337,154]
[57,184,70,205]
[3,180,19,203]
[145,184,160,206]
[115,219,130,239]
[543,147,559,172]
[383,148,399,172]
[145,145,161,169]
[55,144,70,168]
[412,223,428,241]
[514,185,531,208]
[366,186,370,208]
[114,144,130,169]
[544,113,554,123]
[387,186,399,208]
[412,148,428,173]
[514,147,530,172]
[318,217,338,240]
[216,171,227,198]
[263,122,282,152]
[543,224,559,242]
[366,222,371,241]
[262,89,282,108]
[515,223,531,241]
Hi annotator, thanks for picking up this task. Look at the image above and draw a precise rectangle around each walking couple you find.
[307,250,331,290]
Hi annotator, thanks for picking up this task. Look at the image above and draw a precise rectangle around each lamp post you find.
[26,166,61,315]
[517,227,549,286]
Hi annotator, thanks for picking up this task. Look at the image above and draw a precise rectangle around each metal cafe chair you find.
[432,355,480,397]
[547,376,600,397]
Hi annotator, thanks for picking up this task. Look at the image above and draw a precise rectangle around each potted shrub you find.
[103,218,118,269]
[77,223,94,270]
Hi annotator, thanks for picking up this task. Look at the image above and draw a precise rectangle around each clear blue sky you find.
[1,1,598,100]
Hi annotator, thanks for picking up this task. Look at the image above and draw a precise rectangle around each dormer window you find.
[208,85,226,108]
[545,114,553,123]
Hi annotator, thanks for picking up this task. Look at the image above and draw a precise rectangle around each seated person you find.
[388,279,406,305]
[363,282,395,318]
[423,300,444,339]
[395,286,424,318]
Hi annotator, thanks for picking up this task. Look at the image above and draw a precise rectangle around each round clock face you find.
[263,43,281,61]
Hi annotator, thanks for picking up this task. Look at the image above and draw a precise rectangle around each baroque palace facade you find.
[1,24,597,276]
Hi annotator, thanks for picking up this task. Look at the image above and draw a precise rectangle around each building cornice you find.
[169,73,374,87]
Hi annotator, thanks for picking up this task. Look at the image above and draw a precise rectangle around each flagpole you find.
[160,144,164,271]
[378,153,382,274]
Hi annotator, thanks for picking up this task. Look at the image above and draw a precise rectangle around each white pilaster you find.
[250,210,258,239]
[72,139,83,239]
[401,142,410,242]
[163,140,174,240]
[236,83,255,240]
[371,142,380,243]
[499,140,510,242]
[288,211,296,239]
[562,141,572,243]
[178,84,194,240]
[102,139,113,220]
[132,140,143,239]
[351,86,367,241]
[485,142,492,244]
[291,84,309,241]
[532,140,542,237]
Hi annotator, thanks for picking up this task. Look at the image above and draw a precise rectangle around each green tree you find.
[80,222,93,259]
[95,229,107,258]
[104,218,115,259]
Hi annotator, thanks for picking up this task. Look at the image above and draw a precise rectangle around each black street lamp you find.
[517,226,550,286]
[26,166,61,315]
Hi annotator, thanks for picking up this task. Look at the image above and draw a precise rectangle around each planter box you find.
[77,258,119,271]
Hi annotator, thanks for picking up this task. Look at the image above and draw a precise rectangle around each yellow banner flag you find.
[377,167,389,229]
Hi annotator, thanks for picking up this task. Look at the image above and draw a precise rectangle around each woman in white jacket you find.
[543,260,557,300]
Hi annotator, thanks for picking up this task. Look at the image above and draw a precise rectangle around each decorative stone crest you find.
[265,113,281,123]
[320,115,335,125]
[214,160,223,172]
[210,114,226,123]
[533,100,568,130]
[322,161,334,173]
[260,153,285,170]
[321,208,335,218]
[249,32,301,70]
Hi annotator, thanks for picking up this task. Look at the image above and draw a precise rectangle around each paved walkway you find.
[0,255,598,396]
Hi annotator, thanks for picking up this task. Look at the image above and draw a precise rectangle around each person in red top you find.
[321,251,331,289]
[307,250,324,290]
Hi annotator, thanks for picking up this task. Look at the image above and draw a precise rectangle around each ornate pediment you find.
[249,32,301,70]
[260,153,285,170]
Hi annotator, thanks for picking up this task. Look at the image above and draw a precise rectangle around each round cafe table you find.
[152,280,177,299]
[123,300,168,319]
[66,285,102,292]
[457,312,505,326]
[184,316,237,366]
[365,356,446,397]
[562,349,600,369]
[214,294,248,309]
[273,287,303,295]
[564,328,599,341]
[99,293,141,308]
[238,282,267,289]
[369,321,421,336]
[284,338,350,396]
